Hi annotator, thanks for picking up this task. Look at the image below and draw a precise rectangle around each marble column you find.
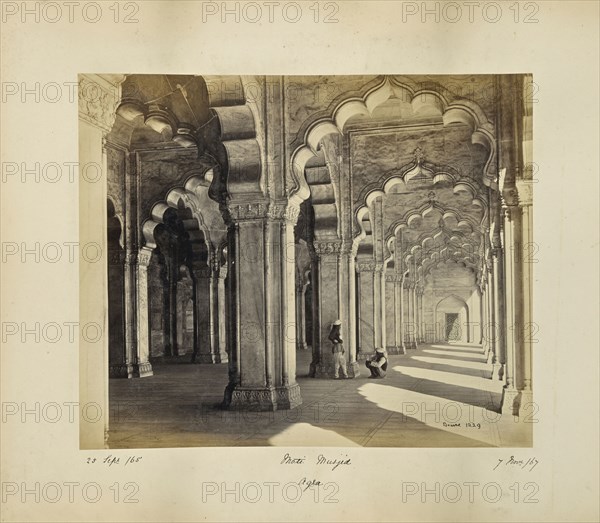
[165,250,179,357]
[222,202,302,411]
[217,263,229,361]
[403,280,412,348]
[108,241,152,377]
[479,285,486,346]
[415,285,423,344]
[397,277,407,353]
[408,283,418,349]
[107,250,127,377]
[295,279,308,351]
[372,264,384,349]
[356,262,376,358]
[492,237,506,381]
[501,204,520,415]
[310,241,359,378]
[487,258,501,378]
[340,244,360,377]
[518,181,533,406]
[134,248,154,377]
[419,288,425,343]
[379,268,387,351]
[385,274,398,353]
[191,264,227,364]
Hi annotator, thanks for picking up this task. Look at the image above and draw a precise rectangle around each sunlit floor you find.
[108,343,532,448]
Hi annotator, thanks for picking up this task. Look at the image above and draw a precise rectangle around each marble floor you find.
[108,343,532,448]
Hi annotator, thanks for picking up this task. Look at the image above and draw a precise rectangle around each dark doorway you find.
[445,313,460,340]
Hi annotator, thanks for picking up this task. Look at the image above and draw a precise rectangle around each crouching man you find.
[366,348,388,379]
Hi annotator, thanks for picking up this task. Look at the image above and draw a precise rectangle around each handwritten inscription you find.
[316,454,351,471]
[281,453,352,471]
[494,456,539,472]
[298,478,321,492]
[442,422,481,429]
[86,455,143,467]
[281,453,306,465]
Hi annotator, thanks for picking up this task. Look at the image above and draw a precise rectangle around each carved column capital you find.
[356,260,377,273]
[313,240,343,257]
[224,202,268,223]
[515,179,533,207]
[137,248,153,268]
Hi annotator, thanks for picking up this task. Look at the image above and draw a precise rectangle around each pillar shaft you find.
[310,242,359,378]
[492,244,506,380]
[217,269,228,359]
[390,276,406,354]
[192,264,227,364]
[223,202,301,411]
[134,249,153,377]
[384,275,395,352]
[295,281,308,350]
[372,267,383,348]
[356,265,376,357]
[501,205,519,414]
[521,200,533,393]
[379,270,387,350]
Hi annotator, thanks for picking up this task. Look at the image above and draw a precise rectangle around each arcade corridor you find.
[78,74,534,448]
[108,344,532,448]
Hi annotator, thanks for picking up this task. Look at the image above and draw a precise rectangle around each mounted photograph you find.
[78,74,534,449]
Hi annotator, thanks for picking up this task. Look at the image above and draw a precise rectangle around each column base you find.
[193,352,229,364]
[501,387,520,416]
[109,362,153,378]
[491,362,502,381]
[486,351,495,364]
[223,383,302,411]
[296,342,309,351]
[276,383,303,409]
[313,363,332,378]
[356,351,373,361]
[133,362,153,377]
[347,361,360,378]
[109,363,134,379]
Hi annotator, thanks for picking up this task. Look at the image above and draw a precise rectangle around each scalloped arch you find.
[142,174,226,250]
[289,76,497,207]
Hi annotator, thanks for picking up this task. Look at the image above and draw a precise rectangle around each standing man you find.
[329,319,348,379]
[366,348,388,379]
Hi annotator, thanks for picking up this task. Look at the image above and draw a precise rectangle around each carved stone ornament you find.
[515,179,533,206]
[78,75,120,133]
[356,261,377,272]
[137,249,153,267]
[313,241,343,256]
[226,203,267,222]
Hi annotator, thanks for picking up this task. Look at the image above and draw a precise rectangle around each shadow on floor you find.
[108,343,530,448]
